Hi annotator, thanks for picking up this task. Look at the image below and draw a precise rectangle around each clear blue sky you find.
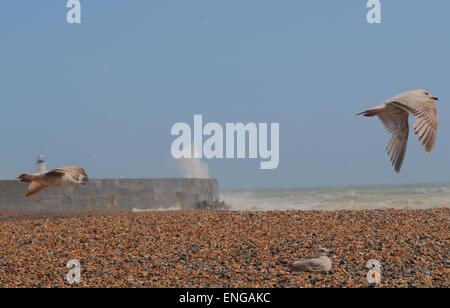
[1,1,449,189]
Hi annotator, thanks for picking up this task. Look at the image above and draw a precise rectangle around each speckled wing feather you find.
[377,106,409,173]
[290,257,329,273]
[44,169,66,180]
[387,96,438,154]
[63,167,89,183]
[47,167,89,184]
[299,259,324,271]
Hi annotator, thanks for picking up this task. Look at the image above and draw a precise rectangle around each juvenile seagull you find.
[289,248,332,273]
[356,89,439,173]
[17,167,88,197]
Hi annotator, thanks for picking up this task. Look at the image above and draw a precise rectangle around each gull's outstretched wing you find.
[56,167,89,184]
[44,169,66,180]
[387,96,438,154]
[26,182,47,197]
[377,106,409,173]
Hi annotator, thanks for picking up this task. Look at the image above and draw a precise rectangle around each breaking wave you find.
[220,183,450,211]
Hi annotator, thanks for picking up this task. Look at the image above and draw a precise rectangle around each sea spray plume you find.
[177,144,210,178]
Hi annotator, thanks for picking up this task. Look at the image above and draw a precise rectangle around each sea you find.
[220,183,450,211]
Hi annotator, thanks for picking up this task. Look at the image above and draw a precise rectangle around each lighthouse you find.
[36,153,47,173]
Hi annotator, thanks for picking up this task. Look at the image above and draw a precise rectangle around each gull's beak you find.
[432,97,439,101]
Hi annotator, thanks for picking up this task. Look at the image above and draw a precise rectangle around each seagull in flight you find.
[356,89,439,173]
[17,167,88,197]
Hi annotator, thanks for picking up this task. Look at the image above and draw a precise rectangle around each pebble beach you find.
[0,209,448,288]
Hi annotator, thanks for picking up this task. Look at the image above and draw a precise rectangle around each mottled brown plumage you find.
[289,248,332,273]
[357,89,438,173]
[17,167,88,197]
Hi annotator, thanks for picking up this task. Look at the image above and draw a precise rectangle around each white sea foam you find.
[220,183,450,211]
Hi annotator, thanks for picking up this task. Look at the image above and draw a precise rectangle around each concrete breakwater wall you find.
[0,179,219,211]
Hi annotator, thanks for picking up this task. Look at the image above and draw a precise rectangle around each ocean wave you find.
[220,184,450,211]
[132,207,181,212]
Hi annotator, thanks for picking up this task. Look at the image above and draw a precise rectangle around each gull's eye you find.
[425,92,429,96]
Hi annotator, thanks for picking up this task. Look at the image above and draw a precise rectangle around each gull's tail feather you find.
[17,174,35,183]
[356,109,380,117]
